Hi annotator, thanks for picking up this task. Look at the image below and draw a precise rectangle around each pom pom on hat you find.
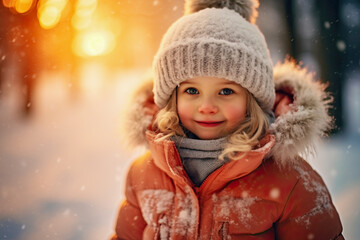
[185,0,259,24]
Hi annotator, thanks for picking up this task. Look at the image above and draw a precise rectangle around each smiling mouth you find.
[196,121,224,127]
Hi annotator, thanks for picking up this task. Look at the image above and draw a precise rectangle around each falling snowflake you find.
[336,40,346,51]
[269,188,280,199]
[307,233,315,239]
[324,21,330,29]
[63,209,70,216]
[330,169,338,178]
[241,191,249,198]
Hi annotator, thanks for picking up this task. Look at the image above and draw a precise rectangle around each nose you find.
[198,98,218,114]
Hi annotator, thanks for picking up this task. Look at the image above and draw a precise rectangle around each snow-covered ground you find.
[0,65,359,239]
[0,67,145,240]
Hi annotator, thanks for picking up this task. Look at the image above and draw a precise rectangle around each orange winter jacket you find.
[112,132,343,239]
[111,60,344,239]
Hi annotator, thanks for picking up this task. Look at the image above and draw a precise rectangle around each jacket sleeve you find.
[111,161,147,240]
[275,167,344,239]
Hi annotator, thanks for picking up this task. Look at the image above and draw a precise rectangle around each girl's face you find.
[177,76,247,140]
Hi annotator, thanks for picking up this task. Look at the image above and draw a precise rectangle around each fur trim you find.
[119,75,158,149]
[270,59,333,166]
[184,0,259,24]
[121,59,333,166]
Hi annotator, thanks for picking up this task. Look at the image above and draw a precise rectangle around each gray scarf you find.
[171,135,228,187]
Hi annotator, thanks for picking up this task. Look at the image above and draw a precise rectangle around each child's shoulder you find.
[126,151,170,190]
[259,158,341,233]
[217,157,331,225]
[224,157,331,213]
[225,156,327,200]
[260,156,324,185]
[128,151,157,177]
[252,157,332,208]
[223,157,322,195]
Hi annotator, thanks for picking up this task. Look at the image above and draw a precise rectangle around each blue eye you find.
[219,88,234,95]
[185,88,199,95]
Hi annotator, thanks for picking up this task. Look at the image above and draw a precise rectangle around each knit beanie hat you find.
[152,0,275,111]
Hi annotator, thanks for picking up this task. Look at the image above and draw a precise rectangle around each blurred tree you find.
[284,0,345,134]
[316,0,344,134]
[0,1,41,116]
[0,4,9,96]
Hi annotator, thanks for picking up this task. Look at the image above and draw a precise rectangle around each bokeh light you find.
[2,0,15,8]
[75,0,97,16]
[37,0,68,29]
[71,0,97,30]
[72,29,116,57]
[14,0,34,13]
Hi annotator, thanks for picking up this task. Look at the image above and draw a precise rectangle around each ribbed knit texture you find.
[153,8,275,111]
[171,135,228,187]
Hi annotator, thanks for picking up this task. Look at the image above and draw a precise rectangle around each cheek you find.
[224,103,247,125]
[177,98,193,123]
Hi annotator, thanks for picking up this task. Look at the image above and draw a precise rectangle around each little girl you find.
[111,0,343,239]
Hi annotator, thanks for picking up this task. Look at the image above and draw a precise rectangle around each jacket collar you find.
[146,131,275,194]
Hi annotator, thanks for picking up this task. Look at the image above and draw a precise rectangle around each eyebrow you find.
[181,80,236,84]
[180,80,193,84]
[219,80,240,86]
[180,79,241,87]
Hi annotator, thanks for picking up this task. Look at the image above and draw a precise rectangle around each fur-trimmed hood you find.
[120,59,333,166]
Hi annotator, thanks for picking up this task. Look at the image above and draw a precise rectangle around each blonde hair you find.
[153,89,269,160]
[153,92,185,140]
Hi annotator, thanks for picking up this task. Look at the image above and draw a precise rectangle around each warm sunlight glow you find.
[72,30,116,57]
[14,0,33,13]
[37,0,67,29]
[80,63,105,97]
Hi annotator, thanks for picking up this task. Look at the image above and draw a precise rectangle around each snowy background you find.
[1,0,360,239]
[0,67,144,239]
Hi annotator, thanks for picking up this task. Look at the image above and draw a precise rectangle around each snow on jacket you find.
[111,60,344,239]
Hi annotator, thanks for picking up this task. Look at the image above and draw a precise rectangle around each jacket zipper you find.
[193,164,227,239]
[197,164,226,197]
